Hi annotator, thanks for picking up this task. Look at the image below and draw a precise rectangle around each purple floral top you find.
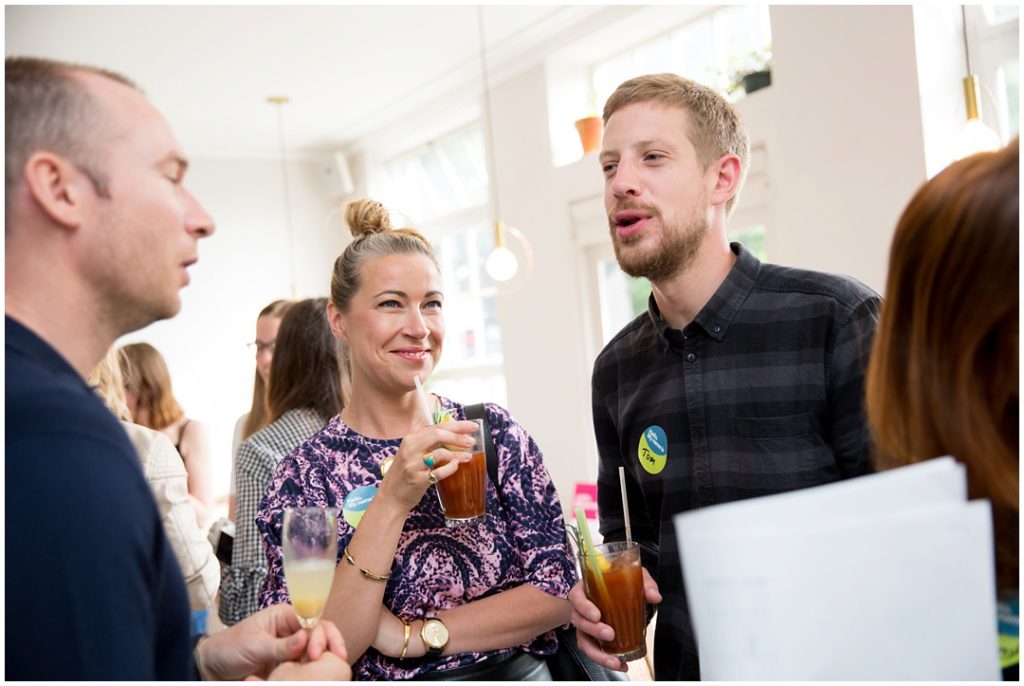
[256,398,576,680]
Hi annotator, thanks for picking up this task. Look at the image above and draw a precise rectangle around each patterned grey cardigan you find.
[218,407,327,625]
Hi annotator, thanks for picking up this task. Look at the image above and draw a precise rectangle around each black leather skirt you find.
[413,651,552,681]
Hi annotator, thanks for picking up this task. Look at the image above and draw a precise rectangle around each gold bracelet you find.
[343,545,391,582]
[400,621,411,659]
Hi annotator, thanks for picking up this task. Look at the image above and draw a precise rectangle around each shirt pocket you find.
[726,413,839,492]
[729,412,817,439]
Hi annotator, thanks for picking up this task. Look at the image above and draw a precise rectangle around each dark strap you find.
[463,403,629,682]
[464,403,500,496]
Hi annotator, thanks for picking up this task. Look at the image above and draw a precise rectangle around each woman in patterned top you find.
[219,297,348,626]
[257,198,575,680]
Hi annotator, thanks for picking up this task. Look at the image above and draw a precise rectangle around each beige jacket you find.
[122,422,220,610]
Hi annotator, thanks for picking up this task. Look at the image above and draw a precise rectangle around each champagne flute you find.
[282,507,339,628]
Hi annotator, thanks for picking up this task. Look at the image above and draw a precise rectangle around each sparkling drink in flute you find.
[282,507,338,627]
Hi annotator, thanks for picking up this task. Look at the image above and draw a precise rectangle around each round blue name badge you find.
[342,485,377,529]
[638,425,668,475]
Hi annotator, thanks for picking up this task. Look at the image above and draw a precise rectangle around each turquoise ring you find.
[423,453,436,469]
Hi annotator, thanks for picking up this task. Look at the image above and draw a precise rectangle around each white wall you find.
[764,5,928,293]
[118,157,342,505]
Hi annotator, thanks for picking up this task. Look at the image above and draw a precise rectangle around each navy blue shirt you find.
[5,316,194,680]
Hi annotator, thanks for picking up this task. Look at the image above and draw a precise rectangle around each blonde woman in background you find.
[229,299,293,520]
[89,348,220,628]
[120,342,214,529]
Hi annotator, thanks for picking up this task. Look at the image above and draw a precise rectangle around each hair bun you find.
[344,199,391,238]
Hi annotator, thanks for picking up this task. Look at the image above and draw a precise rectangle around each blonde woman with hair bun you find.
[257,198,575,680]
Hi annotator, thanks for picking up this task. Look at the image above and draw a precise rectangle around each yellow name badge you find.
[638,425,667,475]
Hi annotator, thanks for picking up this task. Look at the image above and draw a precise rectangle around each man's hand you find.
[197,604,350,681]
[258,651,351,681]
[569,569,662,672]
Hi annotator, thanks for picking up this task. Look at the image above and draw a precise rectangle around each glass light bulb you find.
[486,246,518,282]
[954,118,1002,160]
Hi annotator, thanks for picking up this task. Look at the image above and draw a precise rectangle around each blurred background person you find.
[120,341,214,529]
[866,139,1018,680]
[229,299,292,520]
[219,297,348,626]
[89,347,220,635]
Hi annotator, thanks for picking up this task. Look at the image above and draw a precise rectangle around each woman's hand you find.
[376,419,478,512]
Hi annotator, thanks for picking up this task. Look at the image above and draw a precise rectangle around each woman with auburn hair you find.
[219,297,348,626]
[120,342,214,529]
[229,299,293,520]
[866,139,1018,679]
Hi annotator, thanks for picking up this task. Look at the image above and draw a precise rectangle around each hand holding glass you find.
[434,418,487,526]
[282,507,338,628]
[579,540,647,661]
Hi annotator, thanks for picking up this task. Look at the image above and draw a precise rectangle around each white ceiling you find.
[6,4,623,160]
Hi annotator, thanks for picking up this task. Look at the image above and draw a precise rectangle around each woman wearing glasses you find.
[229,299,293,520]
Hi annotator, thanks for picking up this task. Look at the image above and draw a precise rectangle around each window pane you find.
[729,224,767,261]
[596,258,650,345]
[983,4,1020,25]
[591,5,773,101]
[1001,61,1019,136]
[380,126,488,224]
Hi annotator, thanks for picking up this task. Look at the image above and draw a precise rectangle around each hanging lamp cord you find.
[961,5,973,75]
[477,6,502,221]
[272,101,299,298]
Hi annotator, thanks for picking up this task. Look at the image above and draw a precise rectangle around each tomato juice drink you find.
[581,541,647,660]
[435,418,487,525]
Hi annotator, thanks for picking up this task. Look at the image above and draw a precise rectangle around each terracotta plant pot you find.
[575,116,603,155]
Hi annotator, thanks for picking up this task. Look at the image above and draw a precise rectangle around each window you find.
[370,125,507,406]
[549,5,773,167]
[969,4,1020,141]
[591,5,773,107]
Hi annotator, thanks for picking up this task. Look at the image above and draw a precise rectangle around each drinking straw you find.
[618,466,633,547]
[574,506,609,598]
[413,375,435,425]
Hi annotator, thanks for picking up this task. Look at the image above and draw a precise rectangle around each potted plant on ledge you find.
[725,44,773,98]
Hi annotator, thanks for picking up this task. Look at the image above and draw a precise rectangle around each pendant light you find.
[954,5,1002,160]
[477,6,533,284]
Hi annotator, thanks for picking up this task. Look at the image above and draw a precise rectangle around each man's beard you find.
[610,204,709,282]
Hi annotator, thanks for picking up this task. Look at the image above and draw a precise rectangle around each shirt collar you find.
[647,242,762,348]
[5,315,85,382]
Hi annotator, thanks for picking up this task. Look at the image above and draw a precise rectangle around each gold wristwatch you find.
[420,617,449,658]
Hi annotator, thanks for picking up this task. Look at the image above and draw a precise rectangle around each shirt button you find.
[713,324,722,333]
[686,353,696,362]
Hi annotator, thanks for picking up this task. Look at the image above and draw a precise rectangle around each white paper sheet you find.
[674,459,1001,680]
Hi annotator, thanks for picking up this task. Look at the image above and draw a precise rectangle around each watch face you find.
[423,619,449,646]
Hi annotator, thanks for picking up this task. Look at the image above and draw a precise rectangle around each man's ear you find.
[708,153,742,209]
[22,152,93,229]
[327,301,348,344]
